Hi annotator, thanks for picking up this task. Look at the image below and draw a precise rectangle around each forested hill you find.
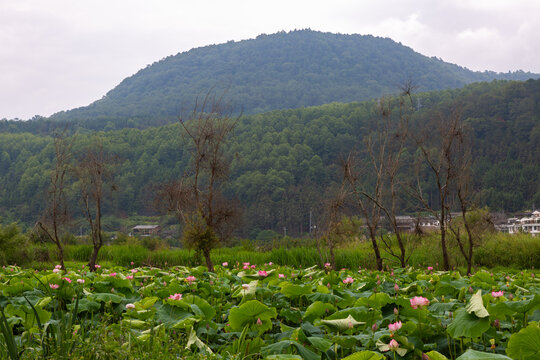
[3,29,538,133]
[1,79,538,237]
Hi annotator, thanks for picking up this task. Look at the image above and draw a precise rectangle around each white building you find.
[506,211,540,236]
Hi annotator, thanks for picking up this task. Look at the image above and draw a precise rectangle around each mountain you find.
[33,29,538,130]
[1,79,539,236]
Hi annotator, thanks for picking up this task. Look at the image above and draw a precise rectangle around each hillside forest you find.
[0,79,538,240]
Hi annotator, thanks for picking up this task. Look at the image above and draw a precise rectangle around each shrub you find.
[0,223,29,266]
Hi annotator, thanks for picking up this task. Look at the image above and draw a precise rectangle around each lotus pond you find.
[0,263,538,359]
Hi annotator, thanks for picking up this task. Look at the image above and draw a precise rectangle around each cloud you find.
[0,0,539,119]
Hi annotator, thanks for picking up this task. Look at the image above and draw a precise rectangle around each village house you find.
[131,225,161,237]
[500,211,540,236]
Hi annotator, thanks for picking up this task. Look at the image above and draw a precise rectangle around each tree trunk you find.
[58,246,65,271]
[395,232,407,267]
[329,242,336,270]
[369,228,383,270]
[440,227,450,270]
[88,244,100,271]
[204,248,214,272]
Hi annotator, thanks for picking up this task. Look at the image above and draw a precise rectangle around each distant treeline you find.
[0,79,539,237]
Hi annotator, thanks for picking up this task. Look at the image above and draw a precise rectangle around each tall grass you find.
[475,233,540,269]
[7,232,540,270]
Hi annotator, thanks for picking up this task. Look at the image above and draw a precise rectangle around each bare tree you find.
[372,88,415,267]
[447,126,491,274]
[342,152,384,270]
[342,83,417,269]
[412,108,465,271]
[157,91,240,272]
[37,129,74,270]
[75,138,116,271]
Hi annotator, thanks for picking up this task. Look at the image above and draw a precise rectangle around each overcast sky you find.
[2,0,539,120]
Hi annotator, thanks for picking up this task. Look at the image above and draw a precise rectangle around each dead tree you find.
[342,83,416,269]
[365,91,413,267]
[37,129,74,270]
[342,152,384,271]
[412,108,464,271]
[75,138,116,271]
[157,91,240,272]
[447,125,487,274]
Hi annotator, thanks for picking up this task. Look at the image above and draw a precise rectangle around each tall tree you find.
[367,88,413,267]
[37,129,73,270]
[342,152,384,271]
[412,108,464,271]
[447,123,490,274]
[75,138,116,271]
[157,92,240,272]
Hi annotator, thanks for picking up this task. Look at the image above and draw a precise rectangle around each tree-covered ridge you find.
[0,80,538,236]
[3,29,537,132]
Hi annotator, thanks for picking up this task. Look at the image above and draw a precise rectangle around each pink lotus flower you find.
[222,262,228,267]
[427,266,434,271]
[77,279,85,284]
[49,284,59,289]
[343,277,354,284]
[63,277,72,283]
[251,265,256,269]
[388,339,399,351]
[125,303,135,309]
[55,264,62,269]
[185,276,196,284]
[130,261,134,265]
[410,296,430,309]
[52,268,60,273]
[491,290,504,298]
[256,318,262,326]
[243,262,250,266]
[324,262,331,268]
[243,265,249,270]
[258,270,268,277]
[94,264,101,269]
[268,262,273,266]
[126,275,133,280]
[241,284,249,290]
[278,273,285,278]
[130,268,138,273]
[388,321,402,332]
[394,283,399,292]
[109,272,117,277]
[169,293,183,300]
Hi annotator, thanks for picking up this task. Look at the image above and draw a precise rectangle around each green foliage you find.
[506,322,540,360]
[4,30,538,132]
[0,223,28,266]
[456,350,512,359]
[1,79,540,238]
[228,300,277,333]
[447,308,491,339]
[0,264,538,358]
[182,212,218,255]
